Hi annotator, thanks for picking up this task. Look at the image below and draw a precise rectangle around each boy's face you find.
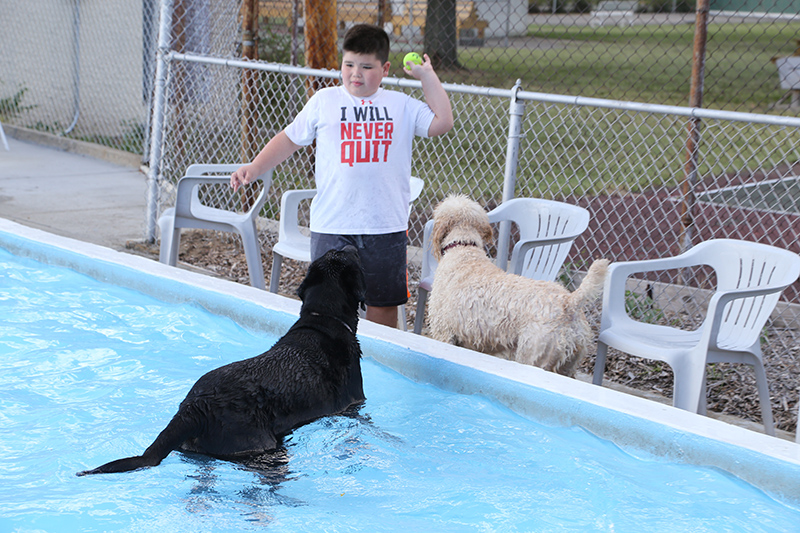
[341,51,390,98]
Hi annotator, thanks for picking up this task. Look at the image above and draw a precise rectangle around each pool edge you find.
[2,218,799,504]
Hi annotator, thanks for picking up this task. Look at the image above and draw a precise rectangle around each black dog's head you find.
[297,246,367,322]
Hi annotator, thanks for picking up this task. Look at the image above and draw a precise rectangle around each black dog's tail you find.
[76,413,193,476]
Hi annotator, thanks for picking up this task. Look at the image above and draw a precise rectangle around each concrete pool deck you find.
[0,126,146,250]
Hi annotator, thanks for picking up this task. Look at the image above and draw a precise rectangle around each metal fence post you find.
[496,79,525,271]
[144,0,174,244]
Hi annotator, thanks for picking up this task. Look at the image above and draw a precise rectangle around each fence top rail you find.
[170,52,800,128]
[515,90,800,127]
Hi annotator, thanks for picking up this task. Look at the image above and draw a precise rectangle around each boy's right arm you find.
[405,54,454,138]
[230,131,301,192]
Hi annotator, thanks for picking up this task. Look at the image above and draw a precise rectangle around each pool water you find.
[1,248,799,532]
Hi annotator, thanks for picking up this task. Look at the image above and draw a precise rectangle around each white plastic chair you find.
[413,197,591,334]
[158,163,273,290]
[0,122,9,151]
[269,176,424,330]
[592,239,800,436]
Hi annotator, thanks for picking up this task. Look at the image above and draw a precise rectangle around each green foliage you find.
[625,289,665,323]
[0,86,33,120]
[257,22,293,64]
[558,262,576,289]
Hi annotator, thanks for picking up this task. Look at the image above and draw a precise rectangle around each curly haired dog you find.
[77,246,367,475]
[426,195,608,376]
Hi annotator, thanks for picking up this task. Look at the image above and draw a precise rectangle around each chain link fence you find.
[3,0,800,156]
[155,52,800,305]
[0,1,158,155]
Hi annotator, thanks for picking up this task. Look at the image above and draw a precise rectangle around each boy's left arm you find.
[405,54,454,137]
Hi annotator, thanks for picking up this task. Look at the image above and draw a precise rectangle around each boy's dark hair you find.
[342,24,390,64]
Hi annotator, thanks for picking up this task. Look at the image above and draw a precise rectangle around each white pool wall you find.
[2,218,799,504]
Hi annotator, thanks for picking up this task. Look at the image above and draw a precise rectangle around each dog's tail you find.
[76,412,194,476]
[568,259,610,307]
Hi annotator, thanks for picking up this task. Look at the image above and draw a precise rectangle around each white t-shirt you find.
[284,86,435,234]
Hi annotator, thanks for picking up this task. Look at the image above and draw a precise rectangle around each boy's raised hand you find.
[403,53,453,137]
[403,53,435,80]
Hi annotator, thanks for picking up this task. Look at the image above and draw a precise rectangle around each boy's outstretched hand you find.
[230,165,257,193]
[230,131,301,191]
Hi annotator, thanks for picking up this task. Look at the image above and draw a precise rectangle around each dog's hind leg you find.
[76,413,195,476]
[515,329,565,373]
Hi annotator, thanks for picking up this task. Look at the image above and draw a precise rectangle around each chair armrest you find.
[702,282,793,348]
[178,176,235,189]
[602,250,705,279]
[599,257,699,330]
[176,172,272,218]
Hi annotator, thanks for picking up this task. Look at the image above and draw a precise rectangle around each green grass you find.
[449,22,800,112]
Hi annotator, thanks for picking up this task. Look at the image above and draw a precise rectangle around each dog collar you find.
[440,241,479,255]
[310,311,354,334]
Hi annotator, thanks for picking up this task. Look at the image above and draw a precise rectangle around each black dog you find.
[77,246,366,475]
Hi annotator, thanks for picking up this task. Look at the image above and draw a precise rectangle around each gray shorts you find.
[310,231,408,307]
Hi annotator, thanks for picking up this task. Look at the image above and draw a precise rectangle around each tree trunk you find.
[424,0,461,70]
[305,0,339,93]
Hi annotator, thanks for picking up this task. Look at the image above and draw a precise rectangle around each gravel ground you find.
[127,229,800,436]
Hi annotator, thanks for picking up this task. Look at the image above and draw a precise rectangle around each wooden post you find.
[678,0,708,255]
[378,0,388,26]
[170,0,187,173]
[239,0,260,211]
[241,0,259,163]
[290,0,301,66]
[301,0,338,180]
[304,0,339,94]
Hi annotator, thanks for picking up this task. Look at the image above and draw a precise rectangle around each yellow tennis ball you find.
[403,52,423,67]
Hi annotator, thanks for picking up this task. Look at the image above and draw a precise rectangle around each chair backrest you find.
[689,239,800,350]
[409,176,424,206]
[277,189,317,246]
[487,198,590,281]
[418,198,589,287]
[185,164,242,176]
[279,176,425,243]
[418,218,437,285]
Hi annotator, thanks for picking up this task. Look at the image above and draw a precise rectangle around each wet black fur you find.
[77,247,367,476]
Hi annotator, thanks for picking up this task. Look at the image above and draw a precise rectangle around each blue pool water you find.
[2,247,800,532]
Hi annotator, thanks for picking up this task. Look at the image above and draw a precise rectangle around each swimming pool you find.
[2,219,800,532]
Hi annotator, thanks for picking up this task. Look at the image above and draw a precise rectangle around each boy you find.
[231,24,453,328]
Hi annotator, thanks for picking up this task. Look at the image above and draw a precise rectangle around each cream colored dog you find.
[426,195,609,376]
